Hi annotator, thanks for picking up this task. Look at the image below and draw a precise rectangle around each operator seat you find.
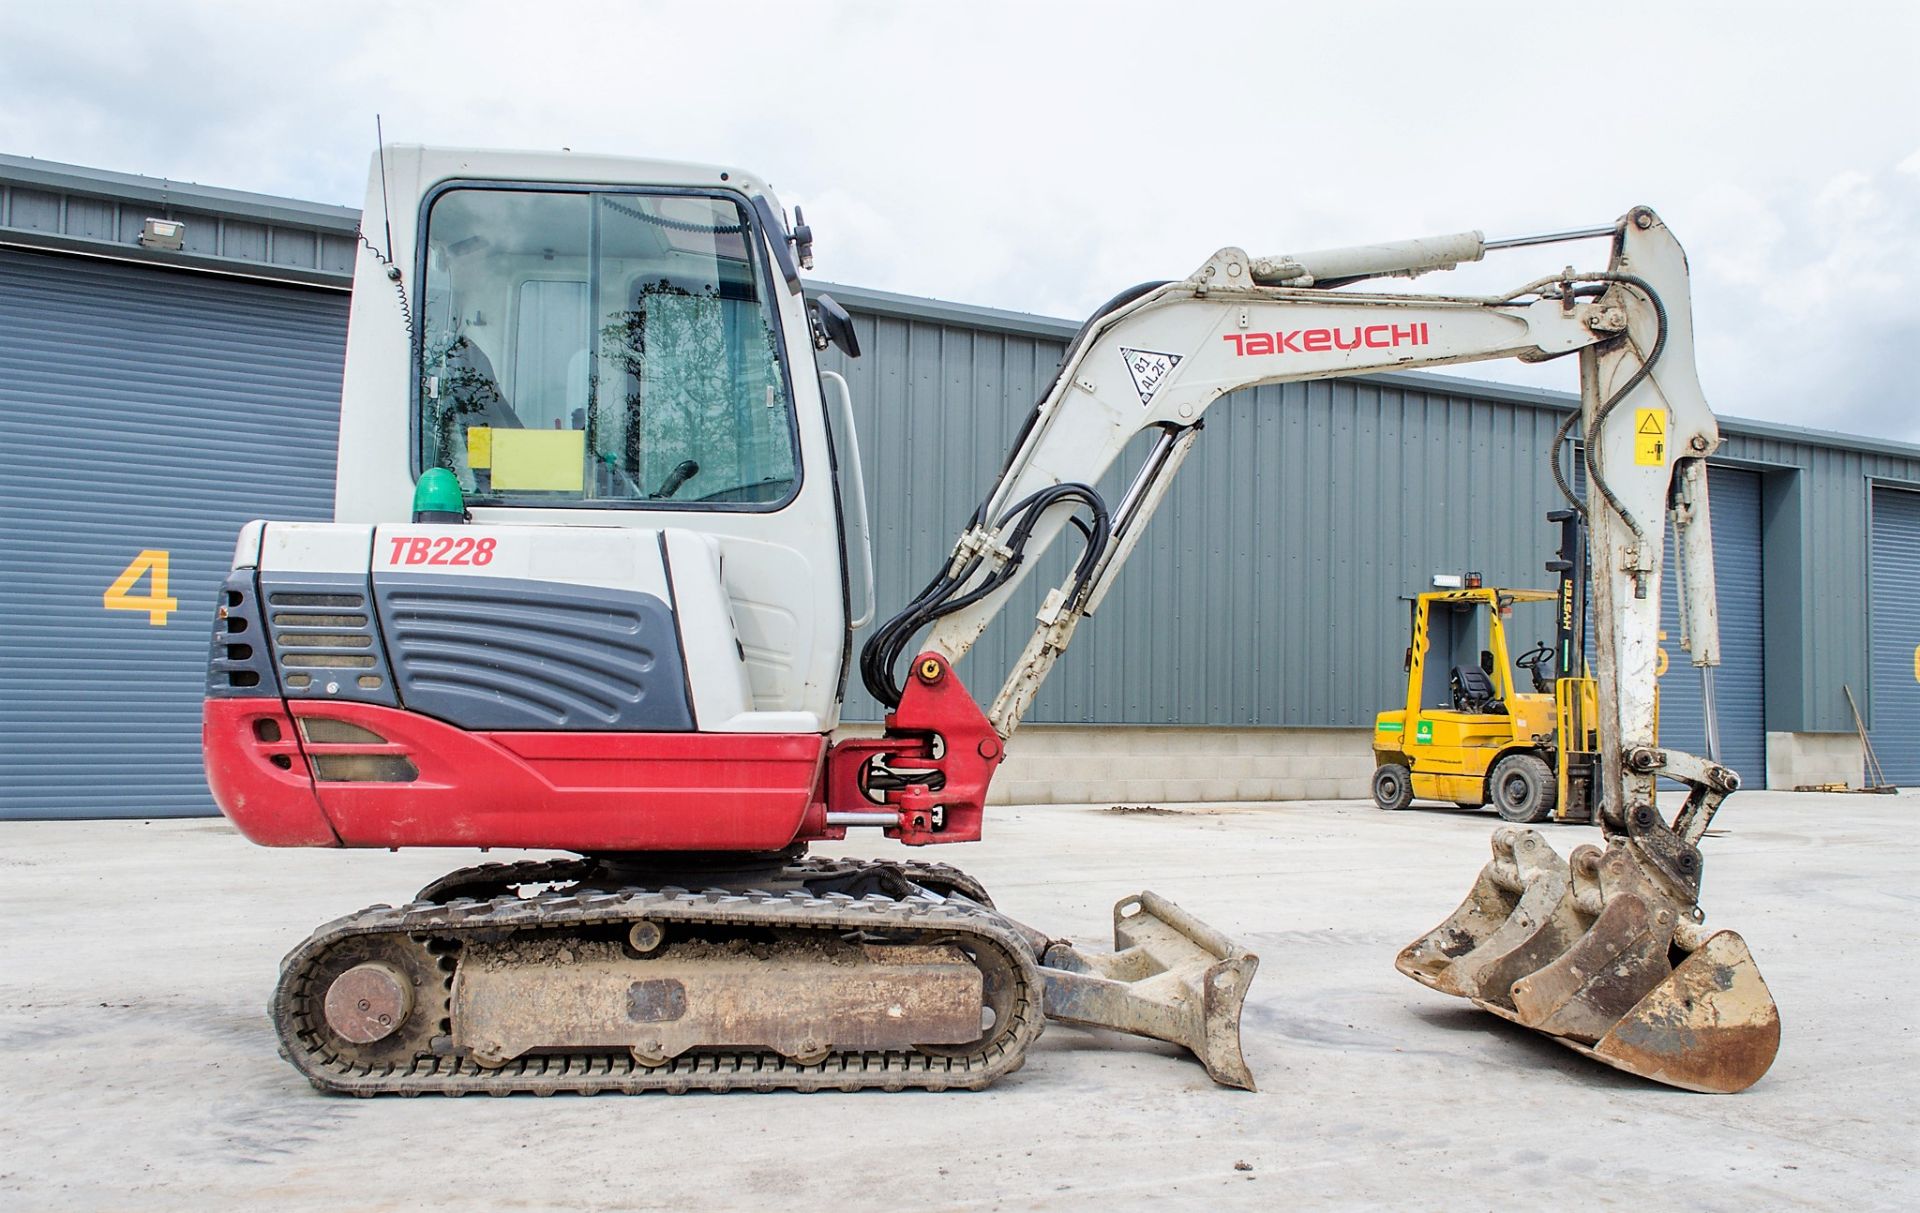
[442,336,523,429]
[1449,664,1503,714]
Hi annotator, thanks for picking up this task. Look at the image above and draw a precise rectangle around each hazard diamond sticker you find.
[1120,347,1182,408]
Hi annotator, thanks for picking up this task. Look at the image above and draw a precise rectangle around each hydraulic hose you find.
[860,484,1111,708]
[1542,273,1669,541]
[859,283,1161,708]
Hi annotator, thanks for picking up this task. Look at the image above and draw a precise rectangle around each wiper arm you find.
[651,460,701,499]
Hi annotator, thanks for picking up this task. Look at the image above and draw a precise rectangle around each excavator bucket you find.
[1037,891,1259,1090]
[1398,827,1779,1093]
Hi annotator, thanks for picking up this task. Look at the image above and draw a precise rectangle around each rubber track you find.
[414,857,993,908]
[414,858,602,904]
[786,856,998,908]
[274,884,1045,1096]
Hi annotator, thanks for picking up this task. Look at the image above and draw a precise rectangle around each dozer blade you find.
[1036,891,1258,1090]
[1398,828,1779,1093]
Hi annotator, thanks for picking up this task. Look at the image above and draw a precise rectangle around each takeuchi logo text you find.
[1221,322,1430,356]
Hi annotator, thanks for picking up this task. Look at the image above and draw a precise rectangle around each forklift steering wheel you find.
[1515,643,1554,694]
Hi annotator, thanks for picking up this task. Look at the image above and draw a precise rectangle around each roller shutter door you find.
[1579,462,1767,787]
[1659,467,1766,787]
[0,248,347,819]
[1870,487,1920,785]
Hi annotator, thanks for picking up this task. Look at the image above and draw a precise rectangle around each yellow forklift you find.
[1371,511,1604,823]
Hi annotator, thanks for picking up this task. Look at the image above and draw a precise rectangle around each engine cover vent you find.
[205,570,275,696]
[372,573,692,731]
[260,572,399,706]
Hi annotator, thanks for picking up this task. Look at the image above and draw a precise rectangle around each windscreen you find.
[417,188,798,507]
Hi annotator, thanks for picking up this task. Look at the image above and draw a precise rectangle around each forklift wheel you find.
[1489,753,1557,823]
[1372,764,1414,811]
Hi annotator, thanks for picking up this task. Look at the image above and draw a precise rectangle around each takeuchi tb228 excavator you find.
[202,146,1778,1096]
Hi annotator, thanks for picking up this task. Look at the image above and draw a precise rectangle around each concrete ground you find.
[2,790,1913,1212]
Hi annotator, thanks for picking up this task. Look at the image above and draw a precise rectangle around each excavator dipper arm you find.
[1394,212,1779,1093]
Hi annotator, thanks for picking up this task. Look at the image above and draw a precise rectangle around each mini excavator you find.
[203,146,1777,1095]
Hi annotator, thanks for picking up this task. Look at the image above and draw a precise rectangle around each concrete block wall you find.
[1765,732,1865,790]
[835,723,1377,805]
[835,724,1875,804]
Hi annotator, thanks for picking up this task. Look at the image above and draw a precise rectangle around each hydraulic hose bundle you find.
[860,483,1112,708]
[857,280,1171,710]
[1537,270,1670,541]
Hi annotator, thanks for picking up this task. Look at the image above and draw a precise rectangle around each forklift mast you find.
[1545,507,1588,682]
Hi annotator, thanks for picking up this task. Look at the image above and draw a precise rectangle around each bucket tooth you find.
[1507,890,1675,1042]
[1402,830,1781,1093]
[1395,827,1579,1006]
[1037,891,1258,1090]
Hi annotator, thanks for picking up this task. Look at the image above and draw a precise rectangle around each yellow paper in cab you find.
[466,425,493,469]
[490,429,587,491]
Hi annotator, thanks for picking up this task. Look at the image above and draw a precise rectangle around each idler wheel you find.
[323,962,415,1044]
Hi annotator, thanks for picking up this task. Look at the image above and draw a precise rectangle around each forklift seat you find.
[1450,665,1503,714]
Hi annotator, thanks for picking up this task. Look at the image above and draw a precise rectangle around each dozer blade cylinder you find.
[1399,829,1780,1093]
[1037,891,1259,1091]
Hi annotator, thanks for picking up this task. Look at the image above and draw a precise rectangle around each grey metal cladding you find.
[813,288,1920,737]
[0,247,345,820]
[205,569,276,697]
[810,278,1920,734]
[259,571,399,707]
[1715,431,1920,732]
[1869,487,1920,784]
[1649,468,1767,786]
[0,155,360,289]
[7,165,1920,826]
[372,574,693,731]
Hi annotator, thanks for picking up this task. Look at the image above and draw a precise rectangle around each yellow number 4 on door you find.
[104,549,178,625]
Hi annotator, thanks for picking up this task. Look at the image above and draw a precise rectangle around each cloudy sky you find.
[5,1,1917,440]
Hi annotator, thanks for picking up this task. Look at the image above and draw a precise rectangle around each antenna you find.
[375,114,395,260]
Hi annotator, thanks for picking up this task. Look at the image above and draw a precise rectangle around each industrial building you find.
[2,153,1915,820]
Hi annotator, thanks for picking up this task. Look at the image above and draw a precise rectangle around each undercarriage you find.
[277,855,1257,1096]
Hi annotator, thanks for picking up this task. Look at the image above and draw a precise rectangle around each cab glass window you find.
[418,188,798,507]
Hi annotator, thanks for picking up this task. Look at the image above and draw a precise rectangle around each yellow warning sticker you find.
[1634,408,1668,466]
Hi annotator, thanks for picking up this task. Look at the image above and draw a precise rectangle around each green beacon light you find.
[412,468,467,523]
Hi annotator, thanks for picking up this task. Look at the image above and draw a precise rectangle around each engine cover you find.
[202,520,835,851]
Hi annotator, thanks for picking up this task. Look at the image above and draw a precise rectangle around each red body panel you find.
[205,699,826,851]
[203,652,1002,854]
[203,698,340,846]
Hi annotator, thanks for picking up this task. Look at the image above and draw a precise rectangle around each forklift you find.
[1371,511,1605,823]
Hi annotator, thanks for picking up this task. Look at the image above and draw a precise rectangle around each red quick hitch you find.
[821,653,1003,845]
